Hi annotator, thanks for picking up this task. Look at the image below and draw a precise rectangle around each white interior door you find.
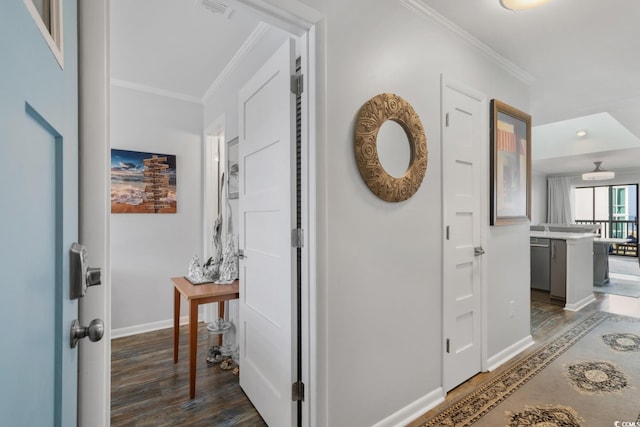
[442,79,485,391]
[0,1,80,426]
[238,38,296,427]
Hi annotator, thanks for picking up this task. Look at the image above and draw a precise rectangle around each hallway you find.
[408,292,640,426]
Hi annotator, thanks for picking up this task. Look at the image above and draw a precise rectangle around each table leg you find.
[189,300,198,399]
[218,301,225,346]
[173,287,180,363]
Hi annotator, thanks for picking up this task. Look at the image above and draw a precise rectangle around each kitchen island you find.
[530,231,596,311]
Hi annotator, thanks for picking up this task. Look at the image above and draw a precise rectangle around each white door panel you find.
[443,81,484,391]
[239,38,296,427]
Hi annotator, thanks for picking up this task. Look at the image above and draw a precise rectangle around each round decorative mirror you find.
[354,93,428,202]
[376,120,412,178]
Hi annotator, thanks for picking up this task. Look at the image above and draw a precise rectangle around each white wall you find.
[297,1,531,425]
[531,171,548,224]
[110,86,203,331]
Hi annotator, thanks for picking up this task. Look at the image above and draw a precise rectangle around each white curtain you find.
[547,176,573,224]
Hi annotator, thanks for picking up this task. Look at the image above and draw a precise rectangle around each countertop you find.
[530,231,597,241]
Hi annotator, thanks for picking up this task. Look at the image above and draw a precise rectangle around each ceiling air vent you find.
[198,0,233,18]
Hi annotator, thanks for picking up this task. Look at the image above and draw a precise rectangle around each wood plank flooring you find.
[111,323,266,426]
[113,292,640,426]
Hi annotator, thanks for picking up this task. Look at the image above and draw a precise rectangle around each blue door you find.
[0,1,79,426]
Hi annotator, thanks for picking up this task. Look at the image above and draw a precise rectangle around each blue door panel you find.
[0,1,79,426]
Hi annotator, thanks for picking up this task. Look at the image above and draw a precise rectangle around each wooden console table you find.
[171,276,239,398]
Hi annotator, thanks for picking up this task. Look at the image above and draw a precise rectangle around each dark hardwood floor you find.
[111,323,266,427]
[113,293,640,426]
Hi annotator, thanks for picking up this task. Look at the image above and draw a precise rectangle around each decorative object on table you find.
[202,256,219,281]
[227,137,239,199]
[205,172,225,281]
[186,254,216,284]
[490,99,531,226]
[206,318,233,364]
[110,148,177,213]
[187,254,204,283]
[354,93,428,203]
[217,233,238,284]
[216,184,239,285]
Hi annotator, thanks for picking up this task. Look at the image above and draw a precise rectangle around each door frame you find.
[440,75,489,392]
[78,1,111,426]
[79,1,325,425]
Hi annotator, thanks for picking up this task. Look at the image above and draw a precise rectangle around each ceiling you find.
[111,0,267,102]
[419,0,640,176]
[112,0,640,177]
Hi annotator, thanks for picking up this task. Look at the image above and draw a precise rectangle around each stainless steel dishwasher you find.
[530,237,550,291]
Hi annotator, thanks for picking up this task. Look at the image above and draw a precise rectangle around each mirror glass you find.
[376,120,411,178]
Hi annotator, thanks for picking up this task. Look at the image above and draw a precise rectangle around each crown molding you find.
[110,79,203,104]
[201,21,271,103]
[399,0,535,85]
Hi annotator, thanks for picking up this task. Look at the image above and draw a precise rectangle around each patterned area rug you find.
[414,312,640,426]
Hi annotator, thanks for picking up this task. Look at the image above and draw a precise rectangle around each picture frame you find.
[490,99,531,225]
[110,149,177,214]
[227,137,239,199]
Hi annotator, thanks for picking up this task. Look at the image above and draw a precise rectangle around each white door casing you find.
[78,1,111,425]
[238,38,297,427]
[442,78,486,391]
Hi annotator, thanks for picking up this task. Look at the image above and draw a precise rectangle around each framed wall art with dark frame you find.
[490,99,531,226]
[227,137,239,199]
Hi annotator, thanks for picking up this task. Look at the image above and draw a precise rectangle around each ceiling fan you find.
[500,0,552,11]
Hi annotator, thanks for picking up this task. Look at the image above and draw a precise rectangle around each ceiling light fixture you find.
[576,129,588,137]
[582,161,615,181]
[500,0,552,11]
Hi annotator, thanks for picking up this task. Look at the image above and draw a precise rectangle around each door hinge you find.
[446,338,450,353]
[292,228,304,248]
[445,112,450,127]
[292,381,305,401]
[291,74,304,96]
[446,226,450,240]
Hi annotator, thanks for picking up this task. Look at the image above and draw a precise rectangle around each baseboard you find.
[564,294,596,312]
[371,387,445,427]
[111,315,201,339]
[487,335,534,372]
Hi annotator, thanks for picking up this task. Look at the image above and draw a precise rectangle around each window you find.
[24,0,63,68]
[575,184,638,241]
[612,187,627,219]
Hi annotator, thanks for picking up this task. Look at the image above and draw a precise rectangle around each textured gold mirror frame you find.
[354,93,428,202]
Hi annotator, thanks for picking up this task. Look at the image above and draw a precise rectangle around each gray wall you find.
[532,171,548,224]
[110,86,202,332]
[298,0,532,425]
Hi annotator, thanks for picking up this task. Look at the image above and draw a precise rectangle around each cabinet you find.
[550,239,567,302]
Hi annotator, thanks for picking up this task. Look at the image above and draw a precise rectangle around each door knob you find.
[70,318,104,348]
